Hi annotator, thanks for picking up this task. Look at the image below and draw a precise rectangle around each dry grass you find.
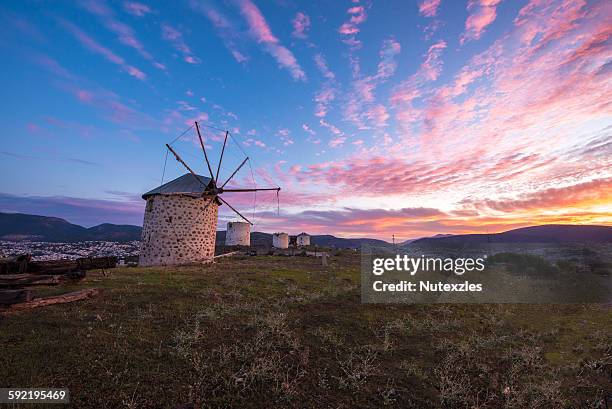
[1,254,610,408]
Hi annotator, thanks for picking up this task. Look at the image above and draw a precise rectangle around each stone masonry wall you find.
[272,233,289,249]
[225,221,250,246]
[297,235,310,246]
[139,195,218,266]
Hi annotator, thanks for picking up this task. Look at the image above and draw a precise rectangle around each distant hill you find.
[1,212,385,247]
[0,213,142,242]
[412,225,612,245]
[215,231,389,249]
[310,234,389,249]
[401,233,453,245]
[2,212,609,247]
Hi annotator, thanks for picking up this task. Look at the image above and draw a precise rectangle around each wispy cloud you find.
[237,0,306,80]
[58,18,146,80]
[313,53,337,118]
[79,0,165,70]
[461,0,502,44]
[418,0,441,17]
[465,178,612,213]
[390,39,446,109]
[122,1,152,17]
[338,3,368,49]
[345,37,401,129]
[292,12,310,39]
[192,2,248,63]
[276,128,294,147]
[161,23,200,64]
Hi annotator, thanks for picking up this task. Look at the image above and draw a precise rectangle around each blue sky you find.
[0,0,609,238]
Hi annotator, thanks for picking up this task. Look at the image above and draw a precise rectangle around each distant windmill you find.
[139,122,280,266]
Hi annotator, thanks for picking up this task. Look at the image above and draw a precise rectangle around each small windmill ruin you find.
[139,122,280,266]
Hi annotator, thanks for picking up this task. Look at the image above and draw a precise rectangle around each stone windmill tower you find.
[139,122,280,266]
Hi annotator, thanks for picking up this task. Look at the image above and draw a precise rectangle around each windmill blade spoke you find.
[195,121,215,181]
[218,196,252,225]
[216,131,228,182]
[165,144,207,187]
[220,157,249,189]
[222,188,281,192]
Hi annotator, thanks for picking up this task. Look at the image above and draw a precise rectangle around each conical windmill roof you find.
[142,173,213,199]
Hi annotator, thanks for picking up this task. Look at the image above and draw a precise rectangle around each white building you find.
[296,232,310,247]
[139,174,219,266]
[225,221,250,246]
[272,232,289,249]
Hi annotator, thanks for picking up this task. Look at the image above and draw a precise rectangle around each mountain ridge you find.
[0,212,390,247]
[411,224,612,245]
[1,212,610,245]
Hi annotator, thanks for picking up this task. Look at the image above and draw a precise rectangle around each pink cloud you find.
[319,119,343,136]
[161,24,200,64]
[421,40,447,81]
[313,53,337,118]
[66,85,154,127]
[329,137,347,148]
[58,19,146,80]
[237,0,305,80]
[76,89,94,103]
[338,4,368,48]
[276,128,294,147]
[80,0,164,70]
[314,86,336,118]
[26,123,40,134]
[123,2,152,17]
[314,54,335,80]
[196,4,249,64]
[292,12,310,39]
[466,178,612,213]
[461,0,502,44]
[31,54,75,80]
[363,105,390,128]
[243,138,267,148]
[390,39,446,107]
[345,38,401,128]
[302,124,316,135]
[418,0,442,17]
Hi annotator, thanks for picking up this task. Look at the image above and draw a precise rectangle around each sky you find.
[0,0,610,240]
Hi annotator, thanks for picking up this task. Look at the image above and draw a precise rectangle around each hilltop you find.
[0,213,141,242]
[411,224,612,245]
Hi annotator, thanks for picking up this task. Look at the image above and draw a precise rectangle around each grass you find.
[1,254,610,408]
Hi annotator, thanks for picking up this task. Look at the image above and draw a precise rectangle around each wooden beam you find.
[216,130,228,182]
[0,274,62,287]
[195,122,215,180]
[218,196,253,225]
[0,271,86,288]
[0,288,100,314]
[1,257,116,275]
[166,144,208,187]
[0,290,32,305]
[222,187,281,193]
[220,157,249,189]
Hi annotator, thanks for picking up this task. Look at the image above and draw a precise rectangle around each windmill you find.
[165,121,280,225]
[138,121,280,266]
